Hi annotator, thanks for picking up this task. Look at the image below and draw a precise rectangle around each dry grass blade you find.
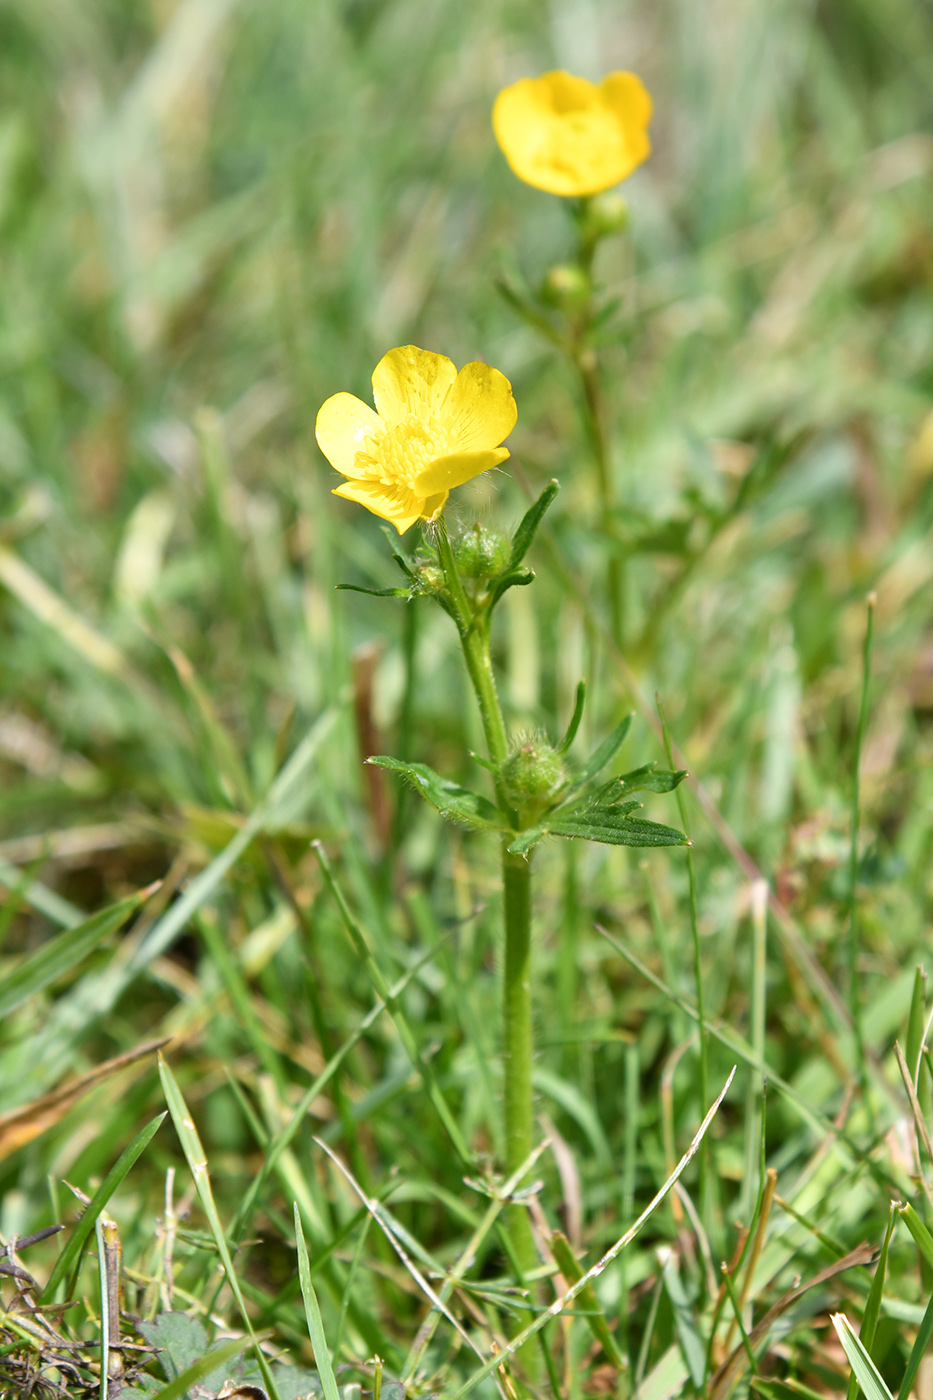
[313,1137,490,1370]
[894,1040,933,1187]
[0,1038,169,1162]
[709,1242,877,1400]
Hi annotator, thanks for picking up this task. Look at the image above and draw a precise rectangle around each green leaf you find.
[335,583,410,598]
[832,1314,893,1400]
[138,1336,250,1400]
[558,680,586,755]
[380,526,415,578]
[295,1204,342,1400]
[42,1112,167,1300]
[573,714,633,788]
[506,825,550,855]
[549,815,687,847]
[487,566,534,609]
[0,886,154,1020]
[367,756,501,829]
[617,763,688,795]
[508,479,560,568]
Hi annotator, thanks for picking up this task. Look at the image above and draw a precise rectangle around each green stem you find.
[502,845,535,1268]
[847,592,875,1100]
[433,519,538,1284]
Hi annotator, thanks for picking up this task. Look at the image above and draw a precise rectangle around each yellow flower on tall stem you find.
[316,345,518,534]
[492,69,652,197]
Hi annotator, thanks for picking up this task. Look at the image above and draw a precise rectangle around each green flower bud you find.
[580,191,630,240]
[453,523,511,580]
[541,263,591,311]
[414,562,444,594]
[501,738,566,811]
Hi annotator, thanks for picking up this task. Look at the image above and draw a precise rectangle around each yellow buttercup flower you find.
[492,69,652,197]
[316,345,518,534]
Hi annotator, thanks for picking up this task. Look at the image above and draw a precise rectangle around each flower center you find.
[355,417,450,490]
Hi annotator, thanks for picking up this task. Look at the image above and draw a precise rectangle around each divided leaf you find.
[368,756,501,829]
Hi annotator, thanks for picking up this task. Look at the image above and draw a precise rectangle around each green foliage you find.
[0,0,932,1398]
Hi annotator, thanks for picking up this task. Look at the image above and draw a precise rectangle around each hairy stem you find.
[434,519,538,1283]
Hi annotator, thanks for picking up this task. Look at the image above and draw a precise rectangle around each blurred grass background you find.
[1,0,933,1395]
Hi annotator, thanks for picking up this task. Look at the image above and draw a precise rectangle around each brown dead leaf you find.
[0,1037,169,1160]
[709,1241,876,1400]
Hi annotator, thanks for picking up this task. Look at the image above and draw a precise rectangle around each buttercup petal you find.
[316,392,383,477]
[493,69,652,196]
[443,362,518,453]
[600,71,652,176]
[420,491,449,523]
[332,480,423,535]
[372,346,458,427]
[413,447,510,498]
[538,70,598,114]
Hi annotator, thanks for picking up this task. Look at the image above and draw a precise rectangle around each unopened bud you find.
[581,191,630,240]
[541,263,591,310]
[414,562,444,593]
[453,523,510,580]
[501,738,566,810]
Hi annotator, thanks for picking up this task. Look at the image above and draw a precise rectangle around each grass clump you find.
[1,1,933,1399]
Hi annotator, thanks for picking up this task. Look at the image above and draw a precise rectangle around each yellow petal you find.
[492,68,652,197]
[332,480,423,534]
[413,447,510,498]
[315,392,383,476]
[420,491,449,523]
[371,346,457,427]
[442,362,518,452]
[600,71,652,177]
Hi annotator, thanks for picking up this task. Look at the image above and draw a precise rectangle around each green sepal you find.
[549,815,687,847]
[508,480,560,569]
[368,756,502,829]
[335,583,410,598]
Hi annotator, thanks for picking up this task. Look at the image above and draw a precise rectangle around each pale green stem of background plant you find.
[433,520,538,1288]
[568,206,624,647]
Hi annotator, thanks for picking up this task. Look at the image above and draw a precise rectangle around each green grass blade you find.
[847,1204,897,1400]
[158,1054,281,1400]
[447,1067,735,1400]
[897,1203,933,1272]
[41,1112,166,1302]
[0,886,154,1019]
[897,1290,933,1400]
[832,1315,893,1400]
[294,1204,341,1400]
[0,856,84,929]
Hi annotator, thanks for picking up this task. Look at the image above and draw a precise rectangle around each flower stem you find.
[433,518,538,1282]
